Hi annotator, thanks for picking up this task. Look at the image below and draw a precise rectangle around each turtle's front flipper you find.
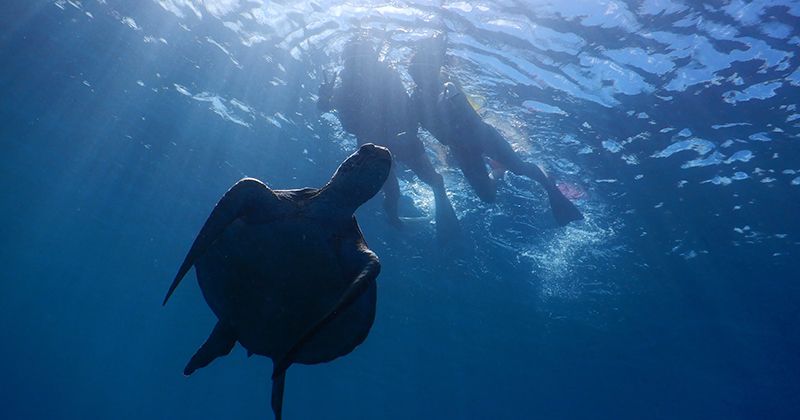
[273,257,381,375]
[269,258,379,419]
[163,178,280,305]
[184,320,237,376]
[270,367,286,420]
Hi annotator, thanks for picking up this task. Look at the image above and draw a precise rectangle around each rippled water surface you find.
[1,1,799,419]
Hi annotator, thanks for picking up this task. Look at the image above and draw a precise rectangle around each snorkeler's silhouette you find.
[318,39,460,239]
[409,35,583,226]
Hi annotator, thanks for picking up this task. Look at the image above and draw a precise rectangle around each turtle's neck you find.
[309,183,360,221]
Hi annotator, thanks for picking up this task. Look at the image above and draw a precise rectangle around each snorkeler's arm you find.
[316,71,338,112]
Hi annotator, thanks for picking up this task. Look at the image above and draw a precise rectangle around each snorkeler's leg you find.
[452,145,497,203]
[480,125,547,184]
[382,164,402,228]
[481,124,583,225]
[396,135,460,239]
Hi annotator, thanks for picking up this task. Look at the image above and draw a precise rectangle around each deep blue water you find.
[2,1,799,419]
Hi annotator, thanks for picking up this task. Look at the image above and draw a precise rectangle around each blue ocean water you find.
[2,1,799,419]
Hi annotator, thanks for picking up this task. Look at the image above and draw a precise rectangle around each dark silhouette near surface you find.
[409,35,583,226]
[318,39,460,239]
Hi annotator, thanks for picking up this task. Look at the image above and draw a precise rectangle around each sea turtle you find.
[163,143,392,420]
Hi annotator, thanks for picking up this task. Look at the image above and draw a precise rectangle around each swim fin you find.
[433,188,460,241]
[547,185,583,226]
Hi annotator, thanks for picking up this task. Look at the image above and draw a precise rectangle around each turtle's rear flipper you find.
[184,321,237,376]
[271,368,286,420]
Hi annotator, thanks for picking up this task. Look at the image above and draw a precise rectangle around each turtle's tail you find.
[271,367,286,420]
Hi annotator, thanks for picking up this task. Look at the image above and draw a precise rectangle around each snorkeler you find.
[409,35,583,226]
[317,39,460,239]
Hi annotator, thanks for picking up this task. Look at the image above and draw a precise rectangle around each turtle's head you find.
[327,143,392,209]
